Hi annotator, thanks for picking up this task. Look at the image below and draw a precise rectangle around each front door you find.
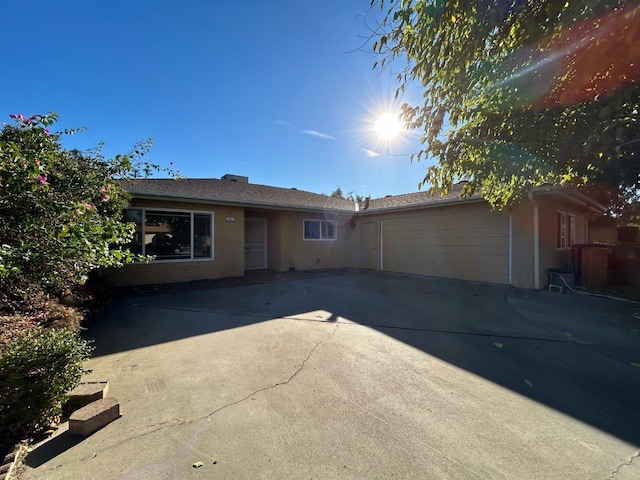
[245,218,267,270]
[361,220,378,270]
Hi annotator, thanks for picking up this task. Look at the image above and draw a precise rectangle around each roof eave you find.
[531,186,606,213]
[127,191,356,214]
[356,195,486,215]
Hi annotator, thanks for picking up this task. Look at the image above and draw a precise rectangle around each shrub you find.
[0,328,92,448]
[0,112,156,307]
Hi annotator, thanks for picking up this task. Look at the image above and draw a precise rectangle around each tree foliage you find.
[372,0,640,210]
[330,187,365,202]
[0,113,156,304]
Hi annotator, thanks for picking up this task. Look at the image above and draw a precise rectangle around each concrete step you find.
[66,381,109,412]
[69,398,121,436]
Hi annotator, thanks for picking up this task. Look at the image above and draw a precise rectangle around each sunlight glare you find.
[374,112,402,141]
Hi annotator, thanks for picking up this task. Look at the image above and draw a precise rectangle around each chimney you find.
[221,174,249,183]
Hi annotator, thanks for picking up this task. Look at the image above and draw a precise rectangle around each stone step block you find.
[69,397,121,436]
[66,381,109,412]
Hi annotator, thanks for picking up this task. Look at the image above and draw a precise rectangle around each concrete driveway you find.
[21,271,640,479]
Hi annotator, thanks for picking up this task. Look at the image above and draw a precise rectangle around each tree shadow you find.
[83,271,640,445]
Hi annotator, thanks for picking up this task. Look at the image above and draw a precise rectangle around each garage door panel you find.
[383,254,509,270]
[382,204,510,284]
[384,228,509,240]
[384,252,508,265]
[383,245,509,258]
[383,260,509,283]
[384,236,510,248]
[384,219,508,231]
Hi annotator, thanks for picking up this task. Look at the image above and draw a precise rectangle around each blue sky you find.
[1,1,433,198]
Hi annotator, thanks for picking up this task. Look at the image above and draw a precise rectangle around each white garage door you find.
[382,203,510,285]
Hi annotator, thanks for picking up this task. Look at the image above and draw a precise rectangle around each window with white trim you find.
[125,208,213,260]
[303,219,336,240]
[556,211,567,249]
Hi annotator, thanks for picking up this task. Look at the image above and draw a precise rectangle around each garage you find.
[380,202,510,285]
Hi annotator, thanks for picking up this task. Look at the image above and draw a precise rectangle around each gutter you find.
[528,191,540,290]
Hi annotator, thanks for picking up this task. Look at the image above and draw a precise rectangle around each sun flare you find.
[374,112,402,141]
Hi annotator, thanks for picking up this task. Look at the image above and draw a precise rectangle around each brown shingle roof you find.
[119,178,485,213]
[360,182,481,212]
[119,178,356,212]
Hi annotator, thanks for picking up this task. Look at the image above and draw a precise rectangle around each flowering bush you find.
[0,113,148,305]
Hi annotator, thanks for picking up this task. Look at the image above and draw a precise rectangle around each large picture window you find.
[303,219,336,241]
[125,209,213,261]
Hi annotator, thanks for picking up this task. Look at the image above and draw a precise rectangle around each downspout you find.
[379,219,384,271]
[509,212,513,286]
[528,191,540,290]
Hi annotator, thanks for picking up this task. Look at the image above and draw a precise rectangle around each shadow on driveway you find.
[83,270,640,446]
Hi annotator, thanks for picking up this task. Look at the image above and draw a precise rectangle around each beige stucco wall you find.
[106,192,595,289]
[365,202,511,285]
[536,196,587,287]
[510,196,589,289]
[361,196,591,290]
[105,199,245,286]
[511,202,535,289]
[274,211,357,271]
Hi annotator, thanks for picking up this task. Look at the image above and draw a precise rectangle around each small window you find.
[557,211,567,249]
[304,219,337,240]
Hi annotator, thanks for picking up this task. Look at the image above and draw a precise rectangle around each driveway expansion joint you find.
[606,450,640,479]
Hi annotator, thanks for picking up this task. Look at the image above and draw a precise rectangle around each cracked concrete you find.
[606,451,640,480]
[20,272,640,479]
[201,323,339,422]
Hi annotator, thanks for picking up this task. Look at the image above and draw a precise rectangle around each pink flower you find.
[37,175,48,184]
[44,129,50,134]
[99,186,106,193]
[35,159,40,165]
[102,194,110,202]
[85,203,93,210]
[76,209,84,215]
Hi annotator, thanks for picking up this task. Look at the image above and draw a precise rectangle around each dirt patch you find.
[0,301,83,353]
[91,269,361,302]
[95,276,253,300]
